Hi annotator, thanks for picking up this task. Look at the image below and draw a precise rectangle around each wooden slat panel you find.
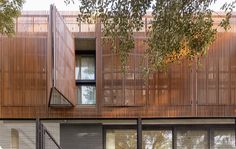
[197,33,236,106]
[102,39,146,107]
[148,60,192,107]
[1,36,47,106]
[50,6,76,105]
[230,33,236,105]
[2,37,17,106]
[0,36,2,111]
[1,14,236,118]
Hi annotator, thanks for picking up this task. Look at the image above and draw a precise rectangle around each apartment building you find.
[0,5,236,149]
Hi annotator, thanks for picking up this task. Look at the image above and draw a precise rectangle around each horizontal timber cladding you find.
[0,34,47,107]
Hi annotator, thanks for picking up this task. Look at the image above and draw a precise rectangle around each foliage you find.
[67,0,236,73]
[147,0,218,72]
[0,0,24,35]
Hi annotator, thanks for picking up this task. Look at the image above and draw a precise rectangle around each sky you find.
[23,0,236,11]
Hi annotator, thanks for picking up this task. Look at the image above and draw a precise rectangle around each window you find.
[78,85,96,104]
[75,38,96,105]
[176,130,208,149]
[143,130,172,149]
[75,55,95,80]
[102,124,236,149]
[212,129,235,148]
[106,129,137,149]
[76,55,96,105]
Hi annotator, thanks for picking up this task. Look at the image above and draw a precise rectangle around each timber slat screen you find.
[48,6,76,107]
[102,39,146,107]
[1,35,48,107]
[101,16,236,117]
[0,34,48,117]
[196,32,236,116]
[1,11,236,117]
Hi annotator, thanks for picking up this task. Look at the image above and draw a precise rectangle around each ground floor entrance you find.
[0,118,235,149]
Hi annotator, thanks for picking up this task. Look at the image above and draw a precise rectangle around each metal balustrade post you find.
[137,118,142,149]
[235,118,236,147]
[36,118,42,149]
[36,118,45,149]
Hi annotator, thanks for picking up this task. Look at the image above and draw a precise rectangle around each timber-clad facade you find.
[0,5,236,149]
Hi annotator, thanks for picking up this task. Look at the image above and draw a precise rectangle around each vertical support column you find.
[235,118,236,147]
[96,18,102,114]
[137,118,142,149]
[208,128,211,149]
[36,118,41,149]
[172,127,175,149]
[36,118,45,149]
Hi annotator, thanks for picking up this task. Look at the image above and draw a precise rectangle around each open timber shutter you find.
[48,5,76,107]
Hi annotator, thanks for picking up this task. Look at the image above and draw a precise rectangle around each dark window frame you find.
[75,54,96,83]
[103,124,236,149]
[75,50,96,105]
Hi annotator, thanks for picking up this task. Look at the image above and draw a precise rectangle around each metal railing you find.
[36,119,62,149]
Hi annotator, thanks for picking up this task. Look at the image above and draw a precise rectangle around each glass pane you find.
[49,87,72,107]
[212,129,235,149]
[75,56,95,80]
[106,130,137,149]
[78,86,96,104]
[143,130,172,149]
[176,130,208,149]
[81,57,95,80]
[75,55,80,80]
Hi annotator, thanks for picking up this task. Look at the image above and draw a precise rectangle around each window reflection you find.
[78,86,96,104]
[143,130,172,149]
[106,130,137,149]
[103,127,236,149]
[75,56,95,80]
[212,130,235,149]
[176,130,208,149]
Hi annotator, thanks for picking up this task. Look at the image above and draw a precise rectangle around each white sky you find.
[23,0,235,11]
